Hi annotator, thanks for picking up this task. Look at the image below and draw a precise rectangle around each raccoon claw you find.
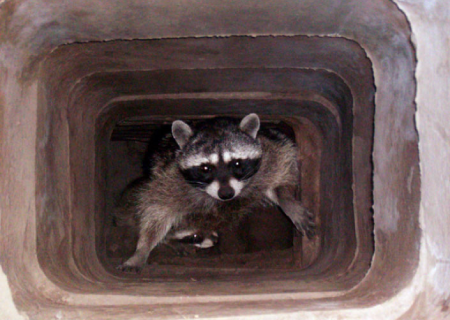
[116,264,143,274]
[303,222,316,239]
[289,208,316,239]
[293,219,316,239]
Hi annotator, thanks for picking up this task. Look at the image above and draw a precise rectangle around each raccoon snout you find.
[205,180,241,201]
[218,185,235,200]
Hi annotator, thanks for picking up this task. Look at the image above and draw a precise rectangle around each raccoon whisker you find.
[184,180,207,184]
[241,170,258,181]
[184,180,208,186]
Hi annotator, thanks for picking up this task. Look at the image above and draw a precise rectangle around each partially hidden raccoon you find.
[164,213,220,254]
[116,113,315,273]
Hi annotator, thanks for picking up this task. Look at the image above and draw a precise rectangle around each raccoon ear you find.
[239,113,260,139]
[172,120,193,149]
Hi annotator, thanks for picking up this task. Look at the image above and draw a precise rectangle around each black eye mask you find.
[180,165,216,188]
[178,233,205,244]
[228,158,261,180]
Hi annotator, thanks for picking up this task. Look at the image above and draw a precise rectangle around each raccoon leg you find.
[117,208,175,273]
[267,187,316,239]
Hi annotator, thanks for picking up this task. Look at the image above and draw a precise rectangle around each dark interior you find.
[34,37,376,294]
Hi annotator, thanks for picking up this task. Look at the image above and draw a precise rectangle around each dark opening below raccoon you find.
[116,113,315,273]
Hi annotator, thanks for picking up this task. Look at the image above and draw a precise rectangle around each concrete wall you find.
[0,0,449,318]
[394,0,450,317]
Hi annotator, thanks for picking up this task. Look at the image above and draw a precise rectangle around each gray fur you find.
[177,116,262,170]
[116,114,315,273]
[172,120,193,148]
[239,113,260,139]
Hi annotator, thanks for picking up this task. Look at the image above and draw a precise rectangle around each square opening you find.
[102,105,333,274]
[105,115,309,270]
[15,31,419,318]
[36,36,375,296]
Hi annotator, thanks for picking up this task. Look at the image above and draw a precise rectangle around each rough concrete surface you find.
[0,266,26,320]
[0,0,449,319]
[394,0,450,317]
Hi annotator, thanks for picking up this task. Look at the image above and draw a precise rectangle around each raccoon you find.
[112,178,220,254]
[116,113,315,273]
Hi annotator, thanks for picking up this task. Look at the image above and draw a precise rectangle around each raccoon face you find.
[172,114,262,201]
[189,156,262,200]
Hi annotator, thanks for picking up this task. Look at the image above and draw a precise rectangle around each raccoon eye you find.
[179,234,204,244]
[191,234,204,244]
[201,164,212,173]
[232,160,241,168]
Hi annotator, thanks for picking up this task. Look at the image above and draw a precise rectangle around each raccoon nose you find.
[218,185,235,200]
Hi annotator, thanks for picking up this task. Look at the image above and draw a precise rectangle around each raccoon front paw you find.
[290,208,316,239]
[116,263,143,274]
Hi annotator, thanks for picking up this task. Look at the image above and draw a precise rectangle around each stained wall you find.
[0,0,448,318]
